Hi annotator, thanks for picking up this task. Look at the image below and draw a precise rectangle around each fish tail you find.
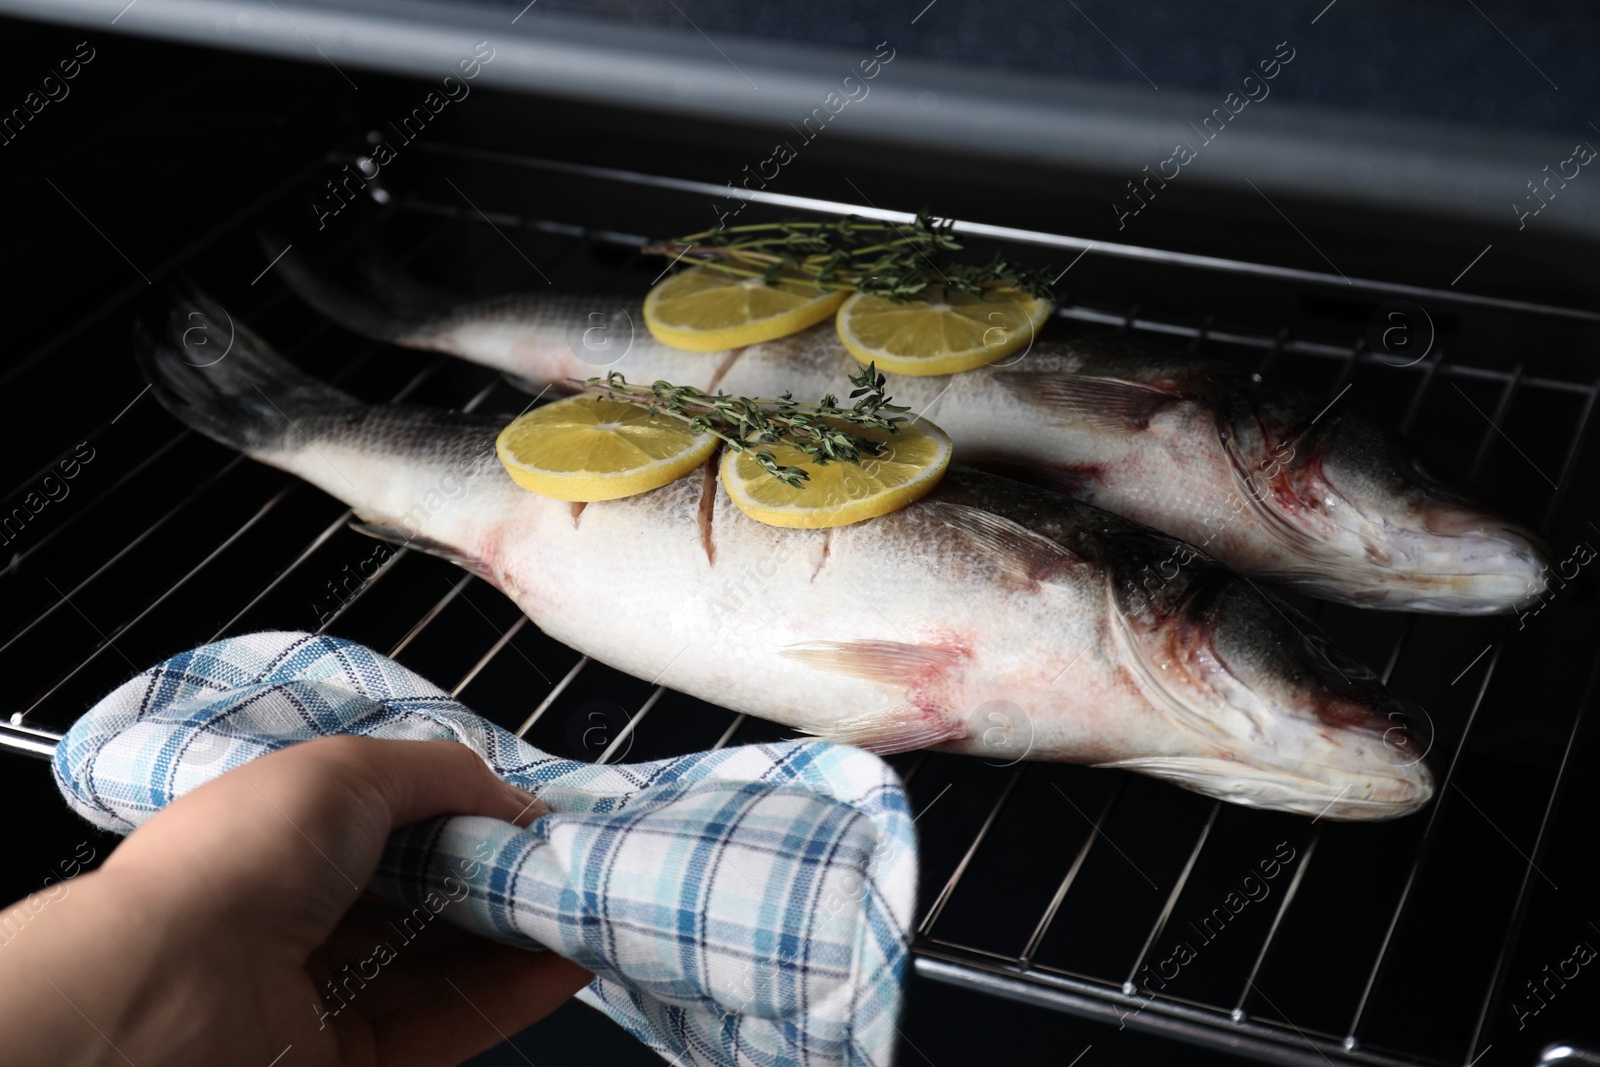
[135,288,360,457]
[137,291,515,569]
[263,234,431,345]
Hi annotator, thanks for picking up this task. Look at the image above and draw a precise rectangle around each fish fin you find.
[917,500,1077,583]
[801,704,965,755]
[996,370,1181,433]
[781,640,963,685]
[348,520,494,581]
[262,233,431,345]
[135,288,360,456]
[1093,756,1432,819]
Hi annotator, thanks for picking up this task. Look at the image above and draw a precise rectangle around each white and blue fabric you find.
[51,631,916,1067]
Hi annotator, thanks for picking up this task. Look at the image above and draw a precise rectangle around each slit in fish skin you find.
[704,346,744,394]
[810,528,832,582]
[570,500,587,528]
[697,461,718,566]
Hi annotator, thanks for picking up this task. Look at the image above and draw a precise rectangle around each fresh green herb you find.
[575,362,909,488]
[642,211,1054,302]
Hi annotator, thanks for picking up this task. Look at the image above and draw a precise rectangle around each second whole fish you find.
[274,251,1548,616]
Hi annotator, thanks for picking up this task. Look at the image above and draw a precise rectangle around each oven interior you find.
[2,17,1599,1067]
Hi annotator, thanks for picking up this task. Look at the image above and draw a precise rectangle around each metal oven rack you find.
[3,141,1598,1067]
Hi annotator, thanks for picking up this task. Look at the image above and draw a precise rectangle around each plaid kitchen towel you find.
[51,631,916,1067]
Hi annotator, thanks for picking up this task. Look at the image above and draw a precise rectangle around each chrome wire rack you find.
[3,142,1597,1067]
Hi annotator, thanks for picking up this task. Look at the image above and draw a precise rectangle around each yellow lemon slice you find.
[644,266,847,351]
[720,418,953,529]
[496,395,715,501]
[835,287,1053,376]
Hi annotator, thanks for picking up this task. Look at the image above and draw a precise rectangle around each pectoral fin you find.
[997,370,1181,434]
[781,640,962,684]
[781,640,967,753]
[918,501,1078,584]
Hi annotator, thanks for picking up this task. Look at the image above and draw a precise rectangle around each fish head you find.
[1226,398,1548,614]
[1108,552,1435,819]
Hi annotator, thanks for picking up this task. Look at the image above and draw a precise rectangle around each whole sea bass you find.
[138,295,1434,820]
[275,252,1546,616]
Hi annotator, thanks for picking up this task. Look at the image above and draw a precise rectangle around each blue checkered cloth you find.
[51,632,916,1067]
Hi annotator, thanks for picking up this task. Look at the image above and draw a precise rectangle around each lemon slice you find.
[496,395,715,501]
[721,418,953,529]
[836,287,1053,376]
[644,267,847,351]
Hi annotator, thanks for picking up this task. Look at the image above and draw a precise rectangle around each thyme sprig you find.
[576,362,909,488]
[642,211,1054,302]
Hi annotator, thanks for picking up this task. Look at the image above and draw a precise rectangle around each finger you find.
[365,952,593,1067]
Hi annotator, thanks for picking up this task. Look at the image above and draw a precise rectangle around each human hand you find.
[0,735,593,1066]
